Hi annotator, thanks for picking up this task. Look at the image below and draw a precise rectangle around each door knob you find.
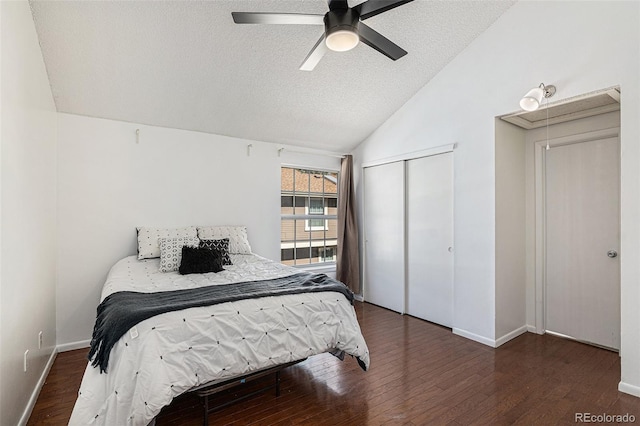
[607,250,618,258]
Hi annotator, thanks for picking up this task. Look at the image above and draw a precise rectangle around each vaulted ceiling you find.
[30,0,515,152]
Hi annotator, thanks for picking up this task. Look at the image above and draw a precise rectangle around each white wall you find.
[352,1,640,395]
[56,113,340,347]
[495,119,526,343]
[1,2,58,425]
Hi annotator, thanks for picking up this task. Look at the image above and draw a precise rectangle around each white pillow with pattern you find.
[158,236,200,273]
[137,226,197,260]
[196,226,252,254]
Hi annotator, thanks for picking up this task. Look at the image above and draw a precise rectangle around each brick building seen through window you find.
[281,167,338,266]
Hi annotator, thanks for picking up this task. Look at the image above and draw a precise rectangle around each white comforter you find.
[69,254,370,425]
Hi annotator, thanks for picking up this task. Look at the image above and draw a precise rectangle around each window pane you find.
[281,167,294,192]
[294,169,310,193]
[281,248,294,261]
[326,219,337,240]
[296,247,311,262]
[322,246,336,262]
[309,218,324,228]
[281,167,339,266]
[325,172,338,194]
[281,219,295,250]
[294,196,306,208]
[309,197,324,214]
[281,196,293,215]
[309,172,324,194]
[309,246,321,264]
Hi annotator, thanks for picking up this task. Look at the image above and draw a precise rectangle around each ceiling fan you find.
[232,0,414,71]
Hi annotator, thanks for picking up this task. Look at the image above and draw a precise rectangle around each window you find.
[307,197,326,231]
[281,167,338,266]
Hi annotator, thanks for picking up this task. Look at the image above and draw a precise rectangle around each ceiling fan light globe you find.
[520,87,544,111]
[325,30,359,52]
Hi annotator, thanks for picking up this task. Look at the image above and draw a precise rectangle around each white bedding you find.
[70,254,370,425]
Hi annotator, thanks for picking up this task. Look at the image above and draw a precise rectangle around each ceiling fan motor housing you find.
[324,9,360,37]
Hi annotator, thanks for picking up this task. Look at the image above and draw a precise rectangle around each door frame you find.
[533,127,621,334]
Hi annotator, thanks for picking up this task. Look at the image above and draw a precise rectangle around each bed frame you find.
[190,360,304,426]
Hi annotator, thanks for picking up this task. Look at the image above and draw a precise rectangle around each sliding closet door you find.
[363,161,405,313]
[406,153,454,327]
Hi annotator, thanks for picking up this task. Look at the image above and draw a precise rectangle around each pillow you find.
[179,246,224,275]
[199,238,232,266]
[137,226,197,260]
[197,226,251,254]
[158,236,200,272]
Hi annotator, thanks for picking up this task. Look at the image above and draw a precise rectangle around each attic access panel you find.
[501,88,620,130]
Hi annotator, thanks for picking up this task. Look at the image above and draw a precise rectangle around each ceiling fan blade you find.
[328,0,349,11]
[358,23,407,60]
[232,12,324,25]
[300,34,328,71]
[354,0,414,20]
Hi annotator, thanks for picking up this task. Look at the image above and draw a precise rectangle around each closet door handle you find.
[448,247,453,253]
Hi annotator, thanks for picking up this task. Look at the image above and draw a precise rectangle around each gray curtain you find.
[336,155,361,294]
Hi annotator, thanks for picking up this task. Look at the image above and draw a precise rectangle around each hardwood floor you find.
[28,302,639,425]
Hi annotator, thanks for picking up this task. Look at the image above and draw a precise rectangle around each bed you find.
[69,226,370,425]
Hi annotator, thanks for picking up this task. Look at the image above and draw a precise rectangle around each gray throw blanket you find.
[88,272,354,373]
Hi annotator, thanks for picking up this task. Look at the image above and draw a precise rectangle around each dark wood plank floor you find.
[28,302,640,425]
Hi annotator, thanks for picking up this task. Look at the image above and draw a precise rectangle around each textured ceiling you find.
[30,0,515,152]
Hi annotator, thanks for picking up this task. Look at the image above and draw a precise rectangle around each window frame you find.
[280,165,339,268]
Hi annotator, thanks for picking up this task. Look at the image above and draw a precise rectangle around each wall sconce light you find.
[520,83,556,111]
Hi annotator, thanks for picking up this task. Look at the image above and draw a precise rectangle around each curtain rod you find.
[277,147,346,159]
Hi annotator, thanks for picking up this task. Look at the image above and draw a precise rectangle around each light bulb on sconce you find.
[520,83,556,111]
[520,82,557,151]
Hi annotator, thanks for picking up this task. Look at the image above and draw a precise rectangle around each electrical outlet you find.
[24,350,29,373]
[38,331,43,349]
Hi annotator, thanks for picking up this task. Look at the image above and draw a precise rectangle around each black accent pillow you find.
[199,238,233,265]
[178,246,224,275]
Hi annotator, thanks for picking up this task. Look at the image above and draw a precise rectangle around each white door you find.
[363,161,405,313]
[545,136,620,349]
[406,153,454,327]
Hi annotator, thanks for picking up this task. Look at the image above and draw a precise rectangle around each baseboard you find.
[526,325,538,333]
[495,325,528,348]
[619,381,640,398]
[18,347,57,426]
[452,328,496,348]
[57,339,91,352]
[354,294,364,302]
